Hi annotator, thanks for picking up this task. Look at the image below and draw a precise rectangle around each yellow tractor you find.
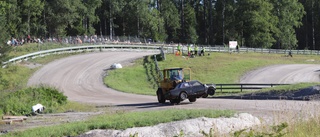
[156,67,215,104]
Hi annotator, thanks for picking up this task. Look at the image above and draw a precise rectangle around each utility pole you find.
[312,0,315,50]
[209,0,214,45]
[222,0,225,45]
[204,0,207,44]
[181,0,185,43]
[109,0,113,40]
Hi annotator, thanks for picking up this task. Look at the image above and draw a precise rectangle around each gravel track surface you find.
[240,64,320,84]
[22,51,320,136]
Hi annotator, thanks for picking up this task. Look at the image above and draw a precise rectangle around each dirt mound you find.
[78,113,260,137]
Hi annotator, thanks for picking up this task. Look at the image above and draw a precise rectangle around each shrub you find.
[0,86,67,116]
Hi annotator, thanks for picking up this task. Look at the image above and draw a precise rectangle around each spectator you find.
[201,47,205,56]
[236,45,239,53]
[288,51,293,57]
[11,37,17,46]
[77,37,82,44]
[177,44,181,52]
[194,45,198,56]
[188,45,191,57]
[27,35,31,43]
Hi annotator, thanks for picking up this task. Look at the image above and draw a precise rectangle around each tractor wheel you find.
[157,88,165,103]
[170,99,175,104]
[175,99,181,104]
[179,92,188,100]
[202,93,208,98]
[189,97,197,102]
[170,99,181,105]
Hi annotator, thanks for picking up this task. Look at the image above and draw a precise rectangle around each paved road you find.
[28,51,320,123]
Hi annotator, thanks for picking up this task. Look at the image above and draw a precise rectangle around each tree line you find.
[0,0,320,50]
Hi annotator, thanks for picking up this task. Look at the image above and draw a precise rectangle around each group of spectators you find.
[61,35,102,45]
[5,34,176,48]
[6,34,137,46]
[176,44,207,57]
[7,35,43,46]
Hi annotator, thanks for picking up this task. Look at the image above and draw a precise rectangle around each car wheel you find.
[189,98,197,102]
[202,93,208,98]
[179,92,188,100]
[157,88,165,103]
[208,88,216,95]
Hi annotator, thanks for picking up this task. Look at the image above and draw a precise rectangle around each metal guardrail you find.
[6,43,320,66]
[215,83,289,92]
[178,46,320,55]
[4,44,166,66]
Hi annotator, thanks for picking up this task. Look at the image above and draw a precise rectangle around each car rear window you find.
[190,81,201,86]
[176,83,190,89]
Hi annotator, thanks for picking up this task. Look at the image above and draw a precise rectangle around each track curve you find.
[240,64,320,84]
[28,52,320,123]
[28,52,156,105]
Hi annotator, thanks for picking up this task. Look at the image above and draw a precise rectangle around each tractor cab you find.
[158,68,191,99]
[162,68,190,81]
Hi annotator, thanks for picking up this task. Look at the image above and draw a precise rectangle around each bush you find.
[0,86,67,116]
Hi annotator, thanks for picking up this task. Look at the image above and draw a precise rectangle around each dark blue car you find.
[166,80,216,104]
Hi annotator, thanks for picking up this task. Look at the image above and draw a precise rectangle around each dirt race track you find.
[27,51,320,125]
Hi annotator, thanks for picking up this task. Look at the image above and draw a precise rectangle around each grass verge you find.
[0,65,36,92]
[0,86,67,116]
[3,109,234,137]
[8,43,74,58]
[285,117,320,137]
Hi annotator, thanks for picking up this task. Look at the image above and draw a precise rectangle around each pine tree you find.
[0,1,12,64]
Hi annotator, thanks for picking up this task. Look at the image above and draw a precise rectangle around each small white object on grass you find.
[111,63,122,69]
[32,104,45,113]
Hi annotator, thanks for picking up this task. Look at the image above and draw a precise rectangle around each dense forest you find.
[0,0,319,50]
